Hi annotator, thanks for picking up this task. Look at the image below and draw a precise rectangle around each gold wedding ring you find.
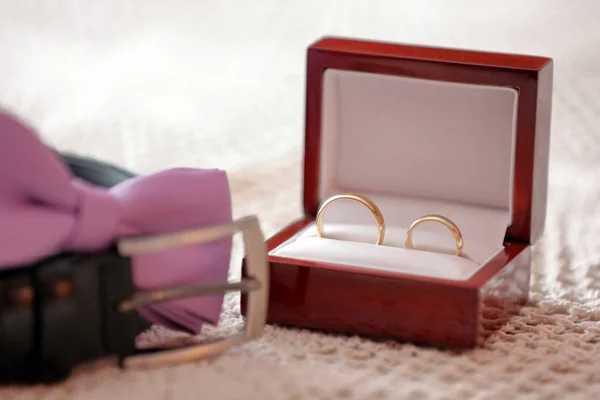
[405,214,463,256]
[316,193,385,245]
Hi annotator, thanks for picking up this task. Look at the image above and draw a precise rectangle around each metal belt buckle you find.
[117,215,268,369]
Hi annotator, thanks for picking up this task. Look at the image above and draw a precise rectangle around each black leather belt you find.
[60,152,137,187]
[0,250,140,384]
[0,154,144,383]
[0,153,268,383]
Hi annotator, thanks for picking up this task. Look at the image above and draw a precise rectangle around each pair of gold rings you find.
[315,193,464,257]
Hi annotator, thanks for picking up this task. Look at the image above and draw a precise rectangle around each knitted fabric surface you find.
[0,1,598,399]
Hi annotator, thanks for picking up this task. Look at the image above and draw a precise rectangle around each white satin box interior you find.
[270,68,521,281]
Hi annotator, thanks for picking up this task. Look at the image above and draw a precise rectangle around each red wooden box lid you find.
[302,36,553,245]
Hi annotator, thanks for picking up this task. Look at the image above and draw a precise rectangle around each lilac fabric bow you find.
[0,111,232,334]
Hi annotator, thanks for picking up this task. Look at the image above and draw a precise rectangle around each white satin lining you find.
[269,223,503,281]
[278,68,518,280]
[318,69,518,219]
[270,193,507,281]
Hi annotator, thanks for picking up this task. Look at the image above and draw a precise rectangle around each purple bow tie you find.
[0,111,232,334]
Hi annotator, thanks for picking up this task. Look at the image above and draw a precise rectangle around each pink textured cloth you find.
[0,110,232,333]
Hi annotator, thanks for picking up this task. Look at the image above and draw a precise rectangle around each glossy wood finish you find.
[242,37,552,348]
[304,37,553,244]
[241,217,530,348]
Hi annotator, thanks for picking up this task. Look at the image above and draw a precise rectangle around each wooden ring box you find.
[242,36,553,348]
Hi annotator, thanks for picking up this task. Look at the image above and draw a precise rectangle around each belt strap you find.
[0,250,143,384]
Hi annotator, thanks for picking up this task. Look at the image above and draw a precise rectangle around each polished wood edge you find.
[310,36,553,70]
[241,221,531,347]
[266,218,314,251]
[263,258,481,348]
[529,62,554,243]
